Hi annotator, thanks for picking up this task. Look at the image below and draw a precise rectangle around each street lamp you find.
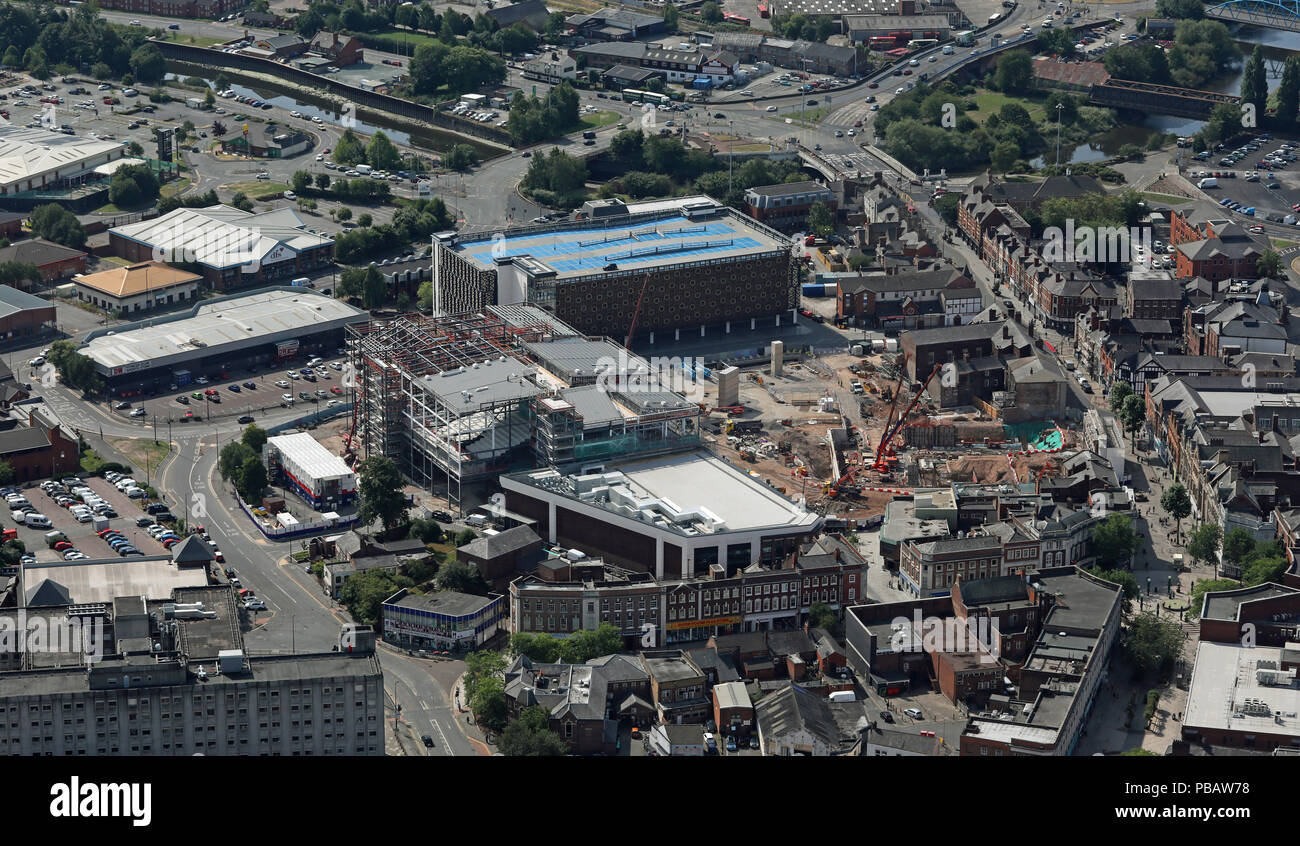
[1054,102,1064,167]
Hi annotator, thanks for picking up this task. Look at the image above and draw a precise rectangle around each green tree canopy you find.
[357,456,408,531]
[1124,612,1185,676]
[1160,483,1192,542]
[1091,513,1140,569]
[434,560,489,595]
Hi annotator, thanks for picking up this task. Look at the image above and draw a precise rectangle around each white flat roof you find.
[267,432,355,483]
[25,557,208,605]
[81,288,369,372]
[1184,641,1300,739]
[111,205,333,270]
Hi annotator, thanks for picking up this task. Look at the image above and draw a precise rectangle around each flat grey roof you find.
[25,556,208,605]
[1202,583,1298,621]
[81,288,369,373]
[1185,641,1300,739]
[414,356,543,412]
[386,590,497,617]
[1032,571,1119,632]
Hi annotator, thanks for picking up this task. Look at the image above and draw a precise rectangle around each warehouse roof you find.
[0,238,86,269]
[0,285,54,319]
[267,432,354,483]
[111,205,333,271]
[0,126,124,185]
[415,356,543,413]
[80,288,369,372]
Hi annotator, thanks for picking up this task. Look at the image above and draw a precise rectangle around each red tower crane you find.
[873,363,941,473]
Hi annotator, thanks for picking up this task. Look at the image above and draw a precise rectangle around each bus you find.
[868,36,897,50]
[910,38,938,50]
[955,30,976,46]
[885,47,910,58]
[622,89,671,106]
[723,12,750,25]
[757,2,770,17]
[988,12,1002,25]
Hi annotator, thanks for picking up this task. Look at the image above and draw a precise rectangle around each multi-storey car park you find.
[344,305,702,511]
[430,196,800,340]
[78,288,370,398]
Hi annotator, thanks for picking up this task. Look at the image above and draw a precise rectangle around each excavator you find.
[873,362,942,474]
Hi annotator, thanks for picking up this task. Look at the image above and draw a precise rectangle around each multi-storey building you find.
[743,181,836,233]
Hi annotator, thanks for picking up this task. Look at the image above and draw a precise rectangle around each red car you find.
[854,120,863,127]
[54,541,73,551]
[868,82,878,89]
[330,386,343,394]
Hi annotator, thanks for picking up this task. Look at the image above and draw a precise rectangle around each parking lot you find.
[107,354,353,425]
[7,477,176,565]
[1191,134,1300,224]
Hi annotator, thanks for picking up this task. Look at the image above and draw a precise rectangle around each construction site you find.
[343,305,702,511]
[692,343,1076,527]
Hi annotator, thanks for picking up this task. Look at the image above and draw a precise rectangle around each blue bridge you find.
[1207,0,1300,34]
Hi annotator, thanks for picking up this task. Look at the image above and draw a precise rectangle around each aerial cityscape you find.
[0,0,1297,775]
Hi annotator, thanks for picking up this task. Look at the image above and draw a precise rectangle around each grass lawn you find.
[1272,238,1297,248]
[91,200,154,214]
[968,91,1049,125]
[158,32,227,48]
[108,438,172,476]
[767,106,830,128]
[161,177,193,199]
[579,110,622,129]
[1141,192,1193,206]
[224,180,290,199]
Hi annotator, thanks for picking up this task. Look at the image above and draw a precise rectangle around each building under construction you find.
[431,196,799,339]
[345,305,702,509]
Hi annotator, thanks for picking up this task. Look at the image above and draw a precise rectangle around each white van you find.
[942,45,954,54]
[355,164,373,175]
[828,690,857,703]
[25,514,51,529]
[1198,177,1218,189]
[465,514,489,527]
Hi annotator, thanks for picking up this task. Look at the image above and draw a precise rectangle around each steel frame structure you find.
[1207,0,1300,32]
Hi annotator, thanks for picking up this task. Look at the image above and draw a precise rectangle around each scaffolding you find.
[346,310,560,511]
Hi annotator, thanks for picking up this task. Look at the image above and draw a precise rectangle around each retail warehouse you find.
[79,287,370,397]
[431,196,798,339]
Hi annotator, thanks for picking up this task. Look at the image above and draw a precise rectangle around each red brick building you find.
[0,402,80,483]
[311,32,365,66]
[0,240,87,285]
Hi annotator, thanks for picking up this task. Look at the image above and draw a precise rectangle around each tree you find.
[1091,513,1141,569]
[498,706,566,756]
[367,131,401,171]
[315,172,331,190]
[292,169,312,193]
[1157,0,1204,18]
[807,601,836,631]
[29,204,86,249]
[1278,56,1300,128]
[0,261,42,290]
[1124,612,1184,676]
[807,201,833,239]
[338,569,409,626]
[511,631,562,663]
[558,623,623,664]
[362,265,386,309]
[203,88,215,109]
[1242,45,1267,121]
[336,206,353,223]
[236,454,268,503]
[700,2,723,24]
[1119,394,1146,446]
[664,3,679,31]
[0,460,13,486]
[357,213,373,228]
[218,441,257,484]
[356,456,408,532]
[241,423,268,454]
[215,72,231,93]
[333,129,367,166]
[1223,528,1257,569]
[129,44,165,84]
[45,339,102,395]
[296,7,325,38]
[990,141,1019,173]
[1256,249,1283,279]
[994,50,1033,94]
[407,517,443,545]
[337,267,365,300]
[1109,381,1133,408]
[445,143,478,170]
[1187,523,1222,576]
[230,192,255,212]
[1243,550,1287,586]
[434,560,489,595]
[1160,483,1192,543]
[469,675,507,732]
[211,120,227,138]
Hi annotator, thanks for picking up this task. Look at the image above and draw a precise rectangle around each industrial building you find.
[345,305,702,509]
[431,196,798,339]
[79,287,369,397]
[499,450,823,579]
[264,431,358,510]
[0,126,129,202]
[109,205,335,291]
